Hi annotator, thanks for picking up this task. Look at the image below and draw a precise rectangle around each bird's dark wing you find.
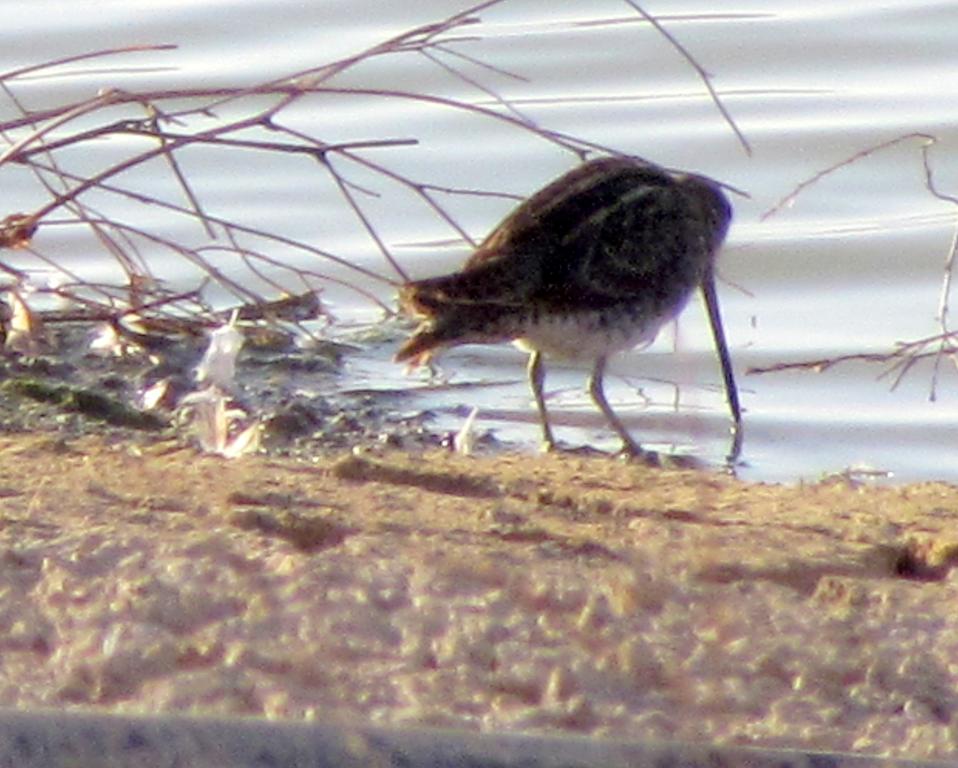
[542,179,705,306]
[469,158,730,311]
[401,158,730,315]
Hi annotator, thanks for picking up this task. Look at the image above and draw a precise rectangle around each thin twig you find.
[420,48,533,124]
[761,132,936,220]
[754,132,958,401]
[0,3,753,348]
[917,139,958,400]
[0,90,121,166]
[747,331,958,394]
[28,161,397,287]
[322,154,410,282]
[0,44,177,82]
[622,0,751,156]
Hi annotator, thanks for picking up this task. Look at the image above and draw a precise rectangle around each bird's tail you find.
[394,325,442,366]
[394,282,447,366]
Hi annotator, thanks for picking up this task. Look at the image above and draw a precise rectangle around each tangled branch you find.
[0,2,749,349]
[755,133,958,401]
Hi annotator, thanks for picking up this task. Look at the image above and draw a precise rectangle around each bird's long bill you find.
[701,263,743,464]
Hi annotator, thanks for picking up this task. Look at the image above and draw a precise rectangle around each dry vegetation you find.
[0,2,953,393]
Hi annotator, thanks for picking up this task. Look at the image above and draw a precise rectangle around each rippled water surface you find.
[3,1,958,481]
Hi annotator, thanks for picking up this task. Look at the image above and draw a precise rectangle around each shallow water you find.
[2,1,958,482]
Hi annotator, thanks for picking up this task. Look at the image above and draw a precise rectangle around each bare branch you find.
[0,90,121,166]
[0,44,177,82]
[747,331,958,397]
[622,0,751,156]
[761,132,937,220]
[0,3,751,351]
[752,133,958,402]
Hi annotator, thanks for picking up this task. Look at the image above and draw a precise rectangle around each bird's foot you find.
[616,443,660,467]
[540,439,608,457]
[617,446,705,470]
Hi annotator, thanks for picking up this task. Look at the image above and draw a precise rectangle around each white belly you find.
[513,311,663,362]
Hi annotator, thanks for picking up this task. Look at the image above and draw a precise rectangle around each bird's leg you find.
[701,264,743,466]
[588,356,653,461]
[527,350,557,452]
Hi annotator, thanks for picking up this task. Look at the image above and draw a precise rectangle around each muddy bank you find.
[0,432,956,760]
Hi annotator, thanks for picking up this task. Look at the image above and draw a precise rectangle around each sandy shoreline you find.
[1,433,956,760]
